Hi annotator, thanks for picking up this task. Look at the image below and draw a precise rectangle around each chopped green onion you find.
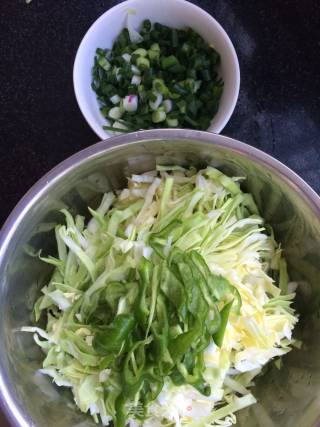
[152,109,166,123]
[136,56,150,70]
[114,67,122,82]
[152,78,168,96]
[133,48,148,57]
[131,75,142,85]
[108,106,123,120]
[171,29,178,48]
[102,124,128,133]
[131,64,141,75]
[182,42,190,53]
[177,100,186,114]
[142,19,152,32]
[97,56,110,71]
[166,117,178,127]
[149,92,163,111]
[121,53,131,63]
[193,80,202,93]
[126,13,143,44]
[201,69,211,81]
[162,99,173,113]
[113,121,129,131]
[184,115,198,127]
[172,83,188,95]
[161,55,179,69]
[150,42,160,51]
[92,20,224,132]
[110,94,121,105]
[148,49,160,62]
[123,95,138,112]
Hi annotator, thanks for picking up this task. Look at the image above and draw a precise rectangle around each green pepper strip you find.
[213,300,234,347]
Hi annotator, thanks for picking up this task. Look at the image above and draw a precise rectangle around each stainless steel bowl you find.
[1,129,320,427]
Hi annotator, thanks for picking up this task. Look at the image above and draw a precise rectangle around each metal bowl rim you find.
[1,128,320,427]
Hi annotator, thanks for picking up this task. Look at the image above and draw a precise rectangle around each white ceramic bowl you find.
[73,0,240,139]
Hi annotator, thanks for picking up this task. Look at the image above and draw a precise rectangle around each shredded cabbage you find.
[23,166,299,426]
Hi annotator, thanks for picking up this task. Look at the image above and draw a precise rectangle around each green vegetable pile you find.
[22,166,298,427]
[92,19,223,133]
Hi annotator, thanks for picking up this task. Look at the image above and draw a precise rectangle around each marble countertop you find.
[0,0,319,425]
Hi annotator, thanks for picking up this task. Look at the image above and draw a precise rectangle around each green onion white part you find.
[115,67,122,82]
[126,11,143,44]
[123,95,138,112]
[23,166,299,427]
[112,121,128,132]
[110,94,121,105]
[131,75,142,86]
[133,48,148,57]
[122,53,132,63]
[149,92,163,111]
[152,110,166,123]
[162,99,173,113]
[131,65,141,75]
[166,117,179,127]
[108,107,123,120]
